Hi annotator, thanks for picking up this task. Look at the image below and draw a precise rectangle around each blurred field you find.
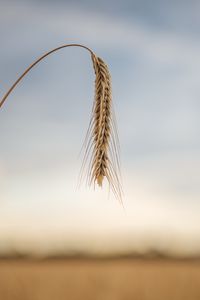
[0,258,200,300]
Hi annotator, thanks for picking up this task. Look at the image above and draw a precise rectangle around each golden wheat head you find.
[0,43,122,203]
[80,53,122,203]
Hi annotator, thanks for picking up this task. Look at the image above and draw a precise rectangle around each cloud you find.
[1,0,200,64]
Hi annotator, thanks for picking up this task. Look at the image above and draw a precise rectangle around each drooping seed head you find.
[80,53,122,203]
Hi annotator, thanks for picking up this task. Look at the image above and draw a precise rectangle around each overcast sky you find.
[0,0,200,257]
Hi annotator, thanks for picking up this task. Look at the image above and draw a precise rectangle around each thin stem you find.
[0,43,95,109]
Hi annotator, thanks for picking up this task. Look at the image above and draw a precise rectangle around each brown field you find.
[0,257,200,300]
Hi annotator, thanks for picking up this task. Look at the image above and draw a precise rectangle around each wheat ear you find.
[80,53,122,202]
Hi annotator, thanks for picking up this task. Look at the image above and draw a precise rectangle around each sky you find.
[0,0,200,257]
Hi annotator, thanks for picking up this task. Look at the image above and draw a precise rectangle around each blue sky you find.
[0,0,200,256]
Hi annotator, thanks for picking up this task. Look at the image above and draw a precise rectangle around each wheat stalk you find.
[0,44,122,203]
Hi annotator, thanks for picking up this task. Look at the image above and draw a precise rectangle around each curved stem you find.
[0,43,95,109]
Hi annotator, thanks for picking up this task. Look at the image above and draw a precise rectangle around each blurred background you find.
[0,0,200,299]
[0,0,200,258]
